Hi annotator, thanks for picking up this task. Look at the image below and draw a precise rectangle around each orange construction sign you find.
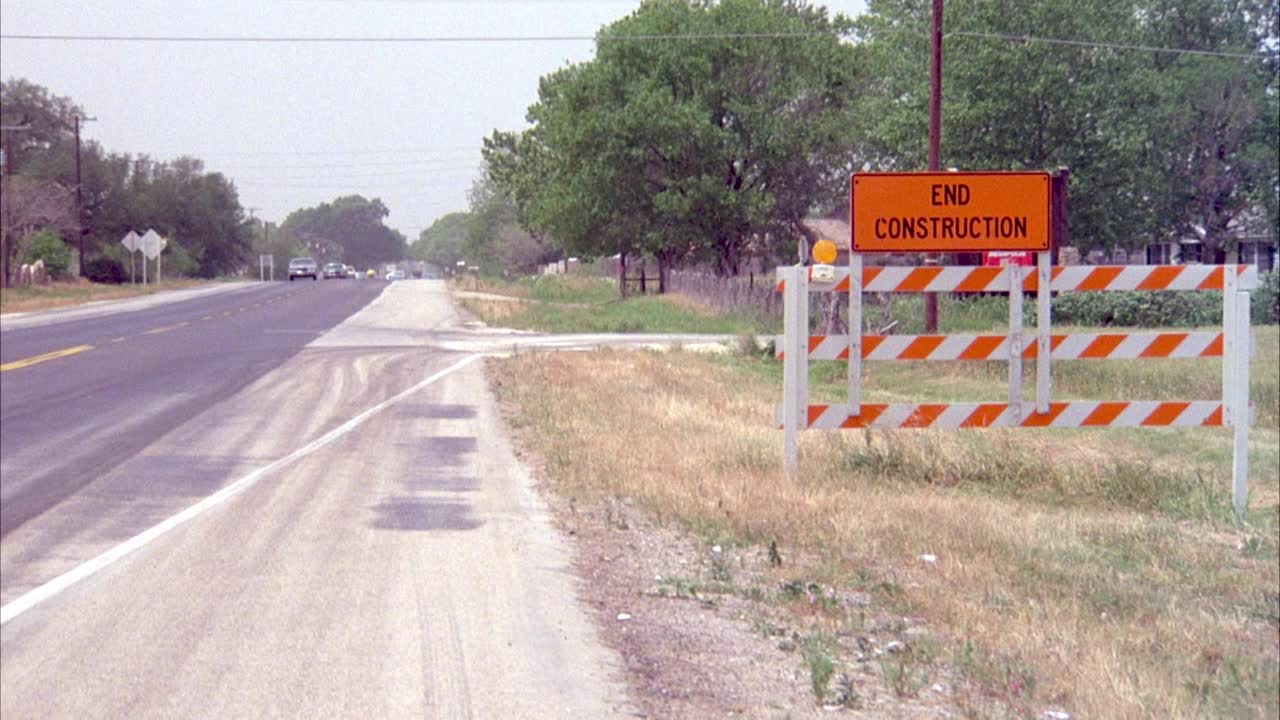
[851,171,1051,253]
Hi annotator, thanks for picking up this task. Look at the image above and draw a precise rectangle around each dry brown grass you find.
[491,348,1280,718]
[0,278,212,314]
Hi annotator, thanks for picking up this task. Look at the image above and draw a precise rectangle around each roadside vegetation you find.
[491,308,1280,717]
[0,277,221,315]
[455,273,779,335]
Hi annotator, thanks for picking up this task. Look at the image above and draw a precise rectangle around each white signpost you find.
[120,231,141,284]
[140,229,167,284]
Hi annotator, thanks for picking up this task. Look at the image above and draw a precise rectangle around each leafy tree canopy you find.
[278,195,407,270]
[485,0,863,277]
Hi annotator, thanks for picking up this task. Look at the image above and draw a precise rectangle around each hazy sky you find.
[1,0,867,240]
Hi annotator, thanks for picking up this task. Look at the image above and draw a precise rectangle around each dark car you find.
[288,257,318,281]
[322,262,346,279]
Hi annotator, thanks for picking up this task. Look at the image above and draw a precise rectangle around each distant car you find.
[345,265,357,278]
[322,262,346,279]
[288,257,317,281]
[386,269,406,281]
[366,268,376,278]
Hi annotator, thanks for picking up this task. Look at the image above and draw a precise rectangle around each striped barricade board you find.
[775,331,1252,362]
[775,401,1256,431]
[775,264,1258,294]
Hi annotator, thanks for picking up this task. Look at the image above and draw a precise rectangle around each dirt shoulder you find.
[536,491,956,719]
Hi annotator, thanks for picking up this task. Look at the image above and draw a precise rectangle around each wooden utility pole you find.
[924,0,944,332]
[72,115,96,277]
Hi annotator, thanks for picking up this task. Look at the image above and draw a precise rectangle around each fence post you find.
[1036,251,1052,414]
[1008,266,1024,422]
[783,266,809,472]
[1232,286,1251,520]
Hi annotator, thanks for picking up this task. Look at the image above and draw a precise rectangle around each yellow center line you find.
[223,311,233,317]
[143,321,190,335]
[203,315,213,320]
[1,345,95,372]
[111,337,126,343]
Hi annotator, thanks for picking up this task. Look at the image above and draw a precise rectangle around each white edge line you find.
[0,352,484,626]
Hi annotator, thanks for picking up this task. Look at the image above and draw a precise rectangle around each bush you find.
[1049,271,1279,327]
[1253,271,1279,325]
[83,256,126,284]
[23,230,71,278]
[1052,289,1221,327]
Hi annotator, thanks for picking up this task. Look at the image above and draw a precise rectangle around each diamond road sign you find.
[120,230,141,253]
[140,229,167,260]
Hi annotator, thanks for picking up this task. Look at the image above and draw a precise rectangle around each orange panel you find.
[852,172,1051,252]
[1081,402,1128,426]
[902,404,947,428]
[1136,265,1183,290]
[899,336,946,360]
[896,267,944,292]
[1141,402,1190,426]
[959,335,1005,360]
[1138,333,1188,358]
[1077,267,1124,291]
[960,404,1007,427]
[955,267,1003,292]
[1080,335,1126,359]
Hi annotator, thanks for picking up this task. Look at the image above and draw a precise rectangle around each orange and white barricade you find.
[776,256,1258,518]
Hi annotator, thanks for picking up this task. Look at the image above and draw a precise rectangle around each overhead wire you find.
[0,30,1271,60]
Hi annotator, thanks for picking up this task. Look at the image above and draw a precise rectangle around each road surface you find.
[1,279,631,718]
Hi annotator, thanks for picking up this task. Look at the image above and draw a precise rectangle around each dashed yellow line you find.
[111,337,126,343]
[143,321,190,335]
[203,315,214,320]
[0,345,94,372]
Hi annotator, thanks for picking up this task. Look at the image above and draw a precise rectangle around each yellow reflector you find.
[812,239,838,265]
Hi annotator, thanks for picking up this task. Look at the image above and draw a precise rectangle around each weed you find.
[802,635,837,703]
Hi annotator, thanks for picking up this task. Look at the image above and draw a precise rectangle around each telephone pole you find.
[73,114,97,277]
[924,0,944,333]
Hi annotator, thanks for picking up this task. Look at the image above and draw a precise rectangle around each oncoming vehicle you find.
[288,257,317,281]
[322,262,346,279]
[366,268,376,279]
[345,265,357,278]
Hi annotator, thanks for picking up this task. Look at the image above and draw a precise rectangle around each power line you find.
[151,146,480,158]
[229,165,480,180]
[4,30,1269,60]
[0,31,834,43]
[946,30,1267,60]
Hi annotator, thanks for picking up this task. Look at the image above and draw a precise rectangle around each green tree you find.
[0,78,84,175]
[486,0,863,283]
[279,195,406,270]
[22,229,71,278]
[852,0,1278,255]
[411,212,471,271]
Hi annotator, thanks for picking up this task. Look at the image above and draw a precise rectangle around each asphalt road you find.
[1,278,630,718]
[0,278,385,538]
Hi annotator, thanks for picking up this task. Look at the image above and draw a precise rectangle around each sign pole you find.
[1036,251,1052,413]
[1008,265,1024,424]
[849,252,863,417]
[783,266,809,472]
[1232,285,1251,520]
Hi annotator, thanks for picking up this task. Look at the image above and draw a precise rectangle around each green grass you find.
[458,273,776,334]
